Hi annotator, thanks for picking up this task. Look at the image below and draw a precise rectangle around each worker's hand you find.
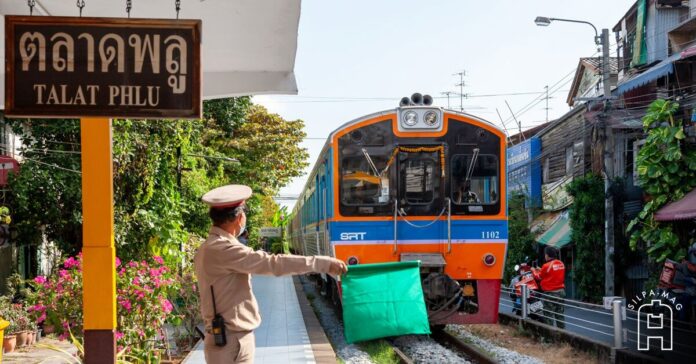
[328,258,348,276]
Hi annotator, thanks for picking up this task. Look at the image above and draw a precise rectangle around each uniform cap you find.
[202,184,252,208]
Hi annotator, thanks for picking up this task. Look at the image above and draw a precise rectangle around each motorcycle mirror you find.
[514,264,520,271]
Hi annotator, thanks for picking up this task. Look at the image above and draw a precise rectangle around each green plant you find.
[27,254,179,363]
[504,192,537,282]
[0,297,19,335]
[627,99,696,262]
[358,340,400,364]
[0,206,11,224]
[566,174,605,302]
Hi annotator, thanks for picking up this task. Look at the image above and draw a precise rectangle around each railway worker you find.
[194,184,347,363]
[533,246,566,329]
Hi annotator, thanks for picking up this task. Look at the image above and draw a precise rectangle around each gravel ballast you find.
[299,276,374,364]
[393,335,472,364]
[447,325,544,364]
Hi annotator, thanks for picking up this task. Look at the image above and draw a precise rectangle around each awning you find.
[537,213,572,248]
[654,188,696,221]
[0,0,301,107]
[616,52,682,95]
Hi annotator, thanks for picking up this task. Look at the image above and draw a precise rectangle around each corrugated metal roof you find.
[615,52,681,94]
[655,187,696,221]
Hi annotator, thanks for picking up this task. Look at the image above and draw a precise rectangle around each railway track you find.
[432,329,498,364]
[388,328,498,364]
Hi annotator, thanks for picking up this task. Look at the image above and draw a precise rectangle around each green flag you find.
[632,0,648,67]
[341,261,431,343]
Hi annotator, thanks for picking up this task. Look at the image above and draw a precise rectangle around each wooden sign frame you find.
[4,16,202,119]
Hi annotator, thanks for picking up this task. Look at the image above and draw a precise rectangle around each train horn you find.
[400,97,412,107]
[411,93,423,105]
[423,94,433,106]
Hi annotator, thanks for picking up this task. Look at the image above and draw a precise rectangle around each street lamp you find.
[534,16,551,27]
[534,16,601,45]
[534,16,616,298]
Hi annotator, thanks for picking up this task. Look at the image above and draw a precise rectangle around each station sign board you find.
[4,16,201,119]
[259,227,282,238]
[506,137,541,206]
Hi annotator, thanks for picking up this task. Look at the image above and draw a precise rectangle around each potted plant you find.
[11,304,31,347]
[2,320,17,353]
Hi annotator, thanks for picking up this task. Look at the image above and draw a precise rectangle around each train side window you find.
[340,155,390,206]
[451,154,499,205]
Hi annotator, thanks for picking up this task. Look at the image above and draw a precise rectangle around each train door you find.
[395,147,445,251]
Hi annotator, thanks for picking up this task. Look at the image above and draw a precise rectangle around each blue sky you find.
[254,0,635,208]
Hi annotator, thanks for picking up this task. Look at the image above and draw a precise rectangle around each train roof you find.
[328,107,503,141]
[291,107,504,212]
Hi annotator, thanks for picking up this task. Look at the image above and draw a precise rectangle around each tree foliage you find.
[566,174,605,302]
[5,119,83,256]
[4,97,309,268]
[503,192,537,283]
[627,99,696,262]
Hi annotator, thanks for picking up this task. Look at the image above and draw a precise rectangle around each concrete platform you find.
[183,275,335,364]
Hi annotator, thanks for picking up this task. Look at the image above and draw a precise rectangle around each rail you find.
[391,344,414,364]
[500,285,696,360]
[432,329,497,364]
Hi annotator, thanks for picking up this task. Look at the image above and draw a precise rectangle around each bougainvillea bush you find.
[27,253,180,361]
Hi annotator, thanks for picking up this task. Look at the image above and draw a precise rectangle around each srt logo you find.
[340,232,366,241]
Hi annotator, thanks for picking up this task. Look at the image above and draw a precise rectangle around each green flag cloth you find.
[341,261,431,343]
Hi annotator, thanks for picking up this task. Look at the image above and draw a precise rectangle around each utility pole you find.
[454,70,466,111]
[601,28,615,297]
[545,85,550,122]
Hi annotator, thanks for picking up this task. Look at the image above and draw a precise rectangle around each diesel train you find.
[289,93,508,325]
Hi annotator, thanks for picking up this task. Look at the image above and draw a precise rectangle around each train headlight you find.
[483,253,496,266]
[423,111,439,126]
[402,110,418,126]
[347,256,359,265]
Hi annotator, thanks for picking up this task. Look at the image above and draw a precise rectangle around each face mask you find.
[237,225,246,238]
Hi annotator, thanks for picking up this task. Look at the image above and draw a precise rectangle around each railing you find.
[499,285,696,360]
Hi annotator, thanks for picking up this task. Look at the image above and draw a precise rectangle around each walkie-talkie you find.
[210,286,227,347]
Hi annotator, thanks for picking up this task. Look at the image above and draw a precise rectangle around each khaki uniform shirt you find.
[194,226,334,333]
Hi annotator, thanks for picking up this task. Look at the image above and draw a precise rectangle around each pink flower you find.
[58,269,69,279]
[128,261,137,268]
[132,277,140,285]
[121,300,132,312]
[64,257,78,269]
[34,276,47,284]
[153,256,164,265]
[115,331,124,340]
[161,299,173,314]
[115,257,121,267]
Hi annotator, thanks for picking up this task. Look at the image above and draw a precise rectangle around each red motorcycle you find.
[657,259,696,328]
[509,259,544,320]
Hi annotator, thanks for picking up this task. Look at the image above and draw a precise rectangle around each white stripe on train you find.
[331,239,508,245]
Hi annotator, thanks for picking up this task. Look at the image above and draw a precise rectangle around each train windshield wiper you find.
[464,148,480,186]
[361,148,380,176]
